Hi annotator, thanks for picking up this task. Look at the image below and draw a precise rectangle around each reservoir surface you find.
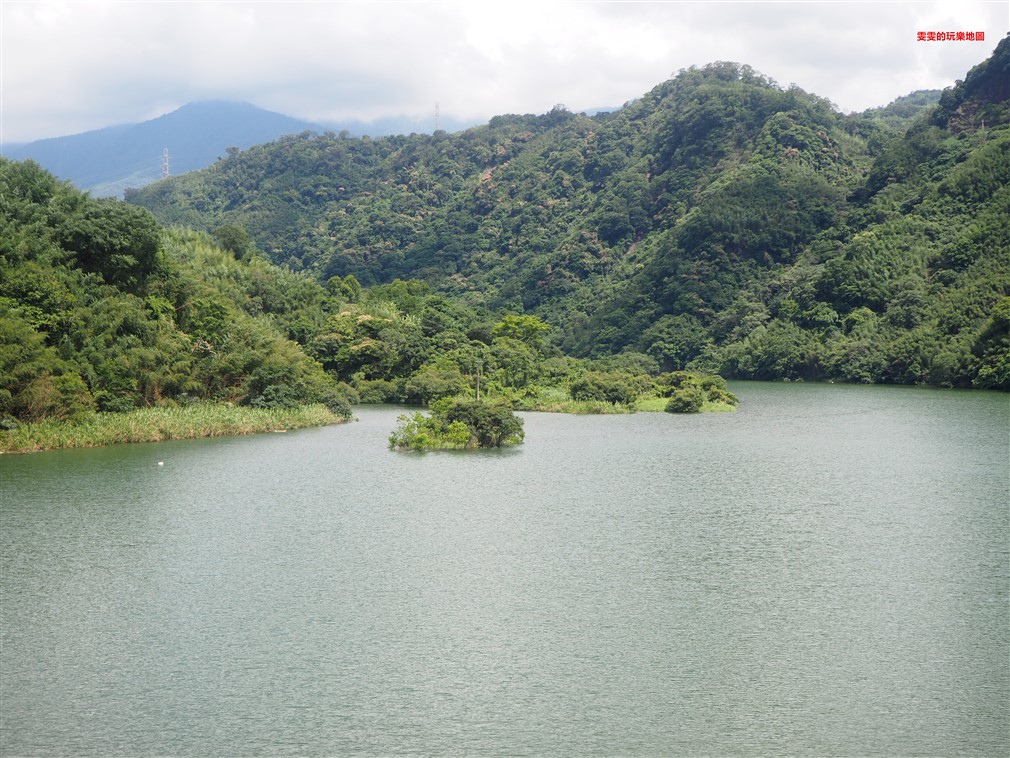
[2,382,1008,755]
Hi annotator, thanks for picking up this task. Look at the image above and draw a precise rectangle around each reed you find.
[518,399,633,414]
[0,404,344,454]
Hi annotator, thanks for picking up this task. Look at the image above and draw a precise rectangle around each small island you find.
[388,371,736,451]
[389,398,524,451]
[517,369,738,414]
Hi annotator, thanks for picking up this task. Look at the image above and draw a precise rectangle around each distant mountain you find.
[1,101,326,197]
[1,102,483,198]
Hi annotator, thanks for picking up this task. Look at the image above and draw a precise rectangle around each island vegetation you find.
[389,397,524,451]
[0,158,733,454]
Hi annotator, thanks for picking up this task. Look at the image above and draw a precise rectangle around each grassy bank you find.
[511,386,632,414]
[512,386,738,414]
[516,398,634,414]
[0,403,346,454]
[633,396,738,413]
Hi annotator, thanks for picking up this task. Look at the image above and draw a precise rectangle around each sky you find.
[2,0,1008,145]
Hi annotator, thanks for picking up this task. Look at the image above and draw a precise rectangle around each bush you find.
[389,398,524,450]
[249,384,301,410]
[315,384,355,418]
[705,387,739,406]
[665,387,706,413]
[570,371,643,405]
[443,399,525,448]
[355,378,400,403]
[403,367,468,405]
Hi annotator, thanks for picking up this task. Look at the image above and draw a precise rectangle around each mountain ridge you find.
[2,101,326,197]
[125,37,1010,389]
[2,101,482,198]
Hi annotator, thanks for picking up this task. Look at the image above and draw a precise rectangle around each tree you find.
[403,366,468,405]
[443,399,524,448]
[211,224,254,259]
[665,387,706,413]
[388,398,524,450]
[490,337,537,388]
[642,314,711,370]
[492,314,550,348]
[973,297,1010,389]
[327,274,362,303]
[58,199,161,289]
[0,315,95,422]
[569,371,641,405]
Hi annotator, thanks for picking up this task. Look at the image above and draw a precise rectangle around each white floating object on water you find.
[158,461,164,466]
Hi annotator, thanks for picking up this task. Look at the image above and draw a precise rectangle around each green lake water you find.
[2,382,1008,756]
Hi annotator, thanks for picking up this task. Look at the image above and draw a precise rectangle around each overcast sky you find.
[2,0,1007,144]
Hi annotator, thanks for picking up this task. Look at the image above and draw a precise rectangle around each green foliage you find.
[57,199,161,289]
[404,365,468,405]
[327,274,362,303]
[719,320,823,380]
[118,42,1010,392]
[973,297,1010,389]
[442,399,525,448]
[641,314,711,370]
[0,159,353,426]
[570,371,645,406]
[492,314,549,347]
[665,387,706,413]
[211,224,255,259]
[656,371,739,412]
[389,398,524,450]
[1,403,342,454]
[355,378,401,403]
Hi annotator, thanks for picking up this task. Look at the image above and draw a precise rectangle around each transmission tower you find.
[161,148,170,178]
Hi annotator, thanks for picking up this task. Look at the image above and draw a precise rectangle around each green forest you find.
[0,158,735,442]
[127,36,1010,391]
[2,37,1008,442]
[0,160,355,428]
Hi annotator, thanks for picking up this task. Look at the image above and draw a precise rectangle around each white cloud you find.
[1,0,1007,144]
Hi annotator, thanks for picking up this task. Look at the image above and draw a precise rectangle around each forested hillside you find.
[6,159,737,430]
[0,159,354,425]
[126,36,1007,390]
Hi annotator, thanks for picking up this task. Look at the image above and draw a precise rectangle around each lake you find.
[2,382,1008,756]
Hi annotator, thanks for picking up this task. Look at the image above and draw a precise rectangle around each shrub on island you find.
[569,371,650,406]
[664,387,706,413]
[659,371,739,413]
[389,397,524,451]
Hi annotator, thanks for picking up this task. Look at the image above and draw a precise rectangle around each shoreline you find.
[515,397,738,414]
[0,403,347,455]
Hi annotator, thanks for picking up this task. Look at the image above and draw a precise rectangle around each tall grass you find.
[634,396,669,412]
[518,398,634,414]
[513,385,632,414]
[0,403,345,454]
[515,386,738,415]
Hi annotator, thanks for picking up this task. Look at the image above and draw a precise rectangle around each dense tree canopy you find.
[14,36,1010,404]
[0,159,354,425]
